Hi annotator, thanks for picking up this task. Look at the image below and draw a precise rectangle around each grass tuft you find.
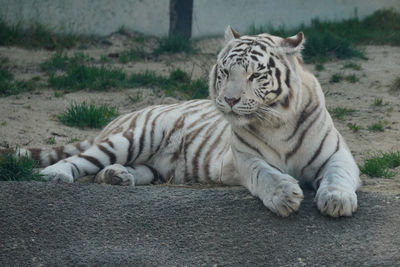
[119,48,147,63]
[0,152,43,181]
[0,20,79,50]
[41,52,87,74]
[329,107,356,120]
[360,151,400,178]
[329,72,359,83]
[342,62,362,70]
[373,97,383,106]
[50,65,126,91]
[390,77,400,92]
[347,123,360,132]
[153,35,196,55]
[367,122,384,132]
[315,64,325,71]
[58,102,118,128]
[0,67,36,96]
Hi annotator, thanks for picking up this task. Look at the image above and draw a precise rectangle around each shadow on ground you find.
[1,182,399,266]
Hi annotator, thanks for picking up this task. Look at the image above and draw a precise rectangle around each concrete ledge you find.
[1,182,400,265]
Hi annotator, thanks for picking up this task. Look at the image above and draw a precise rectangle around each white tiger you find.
[12,27,360,217]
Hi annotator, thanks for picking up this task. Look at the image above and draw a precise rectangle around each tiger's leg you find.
[233,151,304,217]
[40,134,132,183]
[94,164,165,186]
[314,147,360,217]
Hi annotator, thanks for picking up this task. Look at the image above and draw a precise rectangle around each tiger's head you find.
[209,26,305,126]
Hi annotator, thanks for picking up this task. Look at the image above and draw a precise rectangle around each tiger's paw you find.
[40,166,74,183]
[315,187,357,217]
[262,178,304,217]
[95,164,135,186]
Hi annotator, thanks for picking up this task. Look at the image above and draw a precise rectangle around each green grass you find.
[342,62,362,70]
[0,152,43,181]
[0,67,36,96]
[391,77,400,92]
[329,107,356,120]
[0,19,79,50]
[58,102,118,128]
[247,9,400,62]
[49,65,126,91]
[119,48,147,63]
[127,93,143,104]
[126,69,208,99]
[42,53,126,91]
[368,122,384,132]
[373,97,384,106]
[329,73,344,83]
[315,64,325,71]
[360,151,400,178]
[347,123,360,132]
[41,53,208,98]
[329,72,359,83]
[41,52,88,74]
[45,136,56,145]
[153,35,196,55]
[345,74,359,83]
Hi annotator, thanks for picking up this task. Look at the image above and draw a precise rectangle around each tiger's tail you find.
[0,138,94,168]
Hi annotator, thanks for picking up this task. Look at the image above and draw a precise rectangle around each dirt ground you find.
[0,33,400,193]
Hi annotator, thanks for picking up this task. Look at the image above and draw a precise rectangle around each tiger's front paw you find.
[262,178,304,217]
[40,166,74,183]
[315,187,357,217]
[95,164,135,186]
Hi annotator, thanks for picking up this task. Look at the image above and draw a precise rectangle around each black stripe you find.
[133,108,155,162]
[264,36,275,44]
[106,139,115,149]
[285,108,323,162]
[285,98,315,141]
[233,132,263,157]
[98,144,116,165]
[183,121,211,182]
[314,133,341,180]
[192,117,223,181]
[285,68,291,89]
[300,127,331,176]
[252,50,263,57]
[203,123,229,182]
[268,57,275,68]
[78,154,104,170]
[250,55,258,61]
[123,130,134,164]
[243,127,281,159]
[144,164,165,184]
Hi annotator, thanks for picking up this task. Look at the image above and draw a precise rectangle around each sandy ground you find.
[0,34,400,193]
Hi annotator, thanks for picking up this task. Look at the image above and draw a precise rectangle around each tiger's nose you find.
[224,97,241,107]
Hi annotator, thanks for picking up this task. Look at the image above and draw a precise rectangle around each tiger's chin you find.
[220,111,256,127]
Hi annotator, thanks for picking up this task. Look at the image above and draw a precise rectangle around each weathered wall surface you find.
[0,0,170,36]
[0,0,399,37]
[192,0,400,37]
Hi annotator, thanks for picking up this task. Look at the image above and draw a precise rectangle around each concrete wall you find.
[0,0,399,38]
[0,0,170,36]
[192,0,400,38]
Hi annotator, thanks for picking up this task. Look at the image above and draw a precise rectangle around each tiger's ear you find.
[282,32,305,55]
[224,26,241,43]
